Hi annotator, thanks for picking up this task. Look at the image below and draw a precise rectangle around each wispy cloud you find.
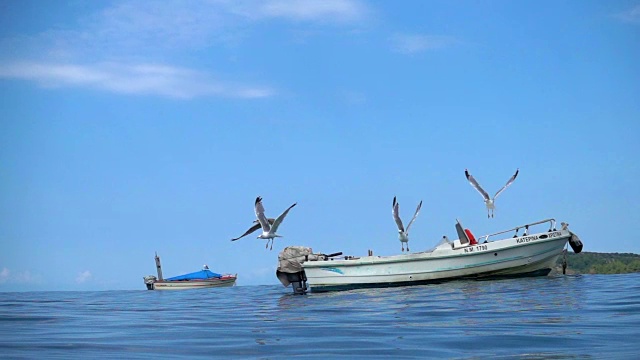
[0,268,9,283]
[390,34,459,54]
[0,267,42,284]
[30,0,369,59]
[76,271,92,284]
[0,61,274,99]
[254,0,369,23]
[90,0,369,47]
[0,1,370,99]
[67,0,370,56]
[614,5,640,23]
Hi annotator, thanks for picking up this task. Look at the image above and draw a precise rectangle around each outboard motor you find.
[276,246,315,294]
[277,270,308,295]
[143,275,157,290]
[276,246,343,294]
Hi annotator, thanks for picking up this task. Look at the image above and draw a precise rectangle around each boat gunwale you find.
[151,276,237,289]
[306,244,564,280]
[307,267,556,292]
[153,281,235,286]
[154,275,237,284]
[306,248,565,291]
[302,231,570,268]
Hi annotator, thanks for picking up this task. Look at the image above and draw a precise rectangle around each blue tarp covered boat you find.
[165,269,222,281]
[144,254,237,290]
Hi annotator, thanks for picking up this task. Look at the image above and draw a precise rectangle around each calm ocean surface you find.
[1,273,639,359]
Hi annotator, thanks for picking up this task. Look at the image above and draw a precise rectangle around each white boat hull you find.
[302,230,570,292]
[148,276,237,290]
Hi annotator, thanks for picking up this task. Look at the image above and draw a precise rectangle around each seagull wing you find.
[392,196,405,232]
[231,222,262,241]
[465,169,490,201]
[405,200,422,232]
[231,218,276,241]
[271,203,297,233]
[254,196,271,232]
[493,168,519,199]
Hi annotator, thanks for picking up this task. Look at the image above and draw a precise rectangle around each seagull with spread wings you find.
[231,218,275,241]
[465,168,519,218]
[254,196,297,250]
[392,196,423,252]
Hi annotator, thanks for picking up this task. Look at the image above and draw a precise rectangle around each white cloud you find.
[1,1,370,99]
[76,270,92,284]
[0,267,42,284]
[257,0,368,23]
[0,61,274,99]
[14,271,39,283]
[85,1,234,52]
[4,0,370,59]
[0,268,9,283]
[615,5,640,23]
[390,34,459,54]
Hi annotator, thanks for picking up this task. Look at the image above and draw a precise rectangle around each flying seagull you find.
[392,196,423,252]
[465,168,519,218]
[254,196,297,250]
[231,218,275,241]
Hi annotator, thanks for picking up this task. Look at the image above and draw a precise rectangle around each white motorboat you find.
[276,218,583,294]
[144,253,237,290]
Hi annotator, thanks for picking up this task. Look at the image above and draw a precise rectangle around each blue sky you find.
[1,0,639,292]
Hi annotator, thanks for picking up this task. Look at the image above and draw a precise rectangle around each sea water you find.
[1,273,639,359]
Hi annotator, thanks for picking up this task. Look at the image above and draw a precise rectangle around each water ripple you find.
[1,274,639,358]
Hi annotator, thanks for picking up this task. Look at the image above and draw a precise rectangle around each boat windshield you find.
[425,237,452,252]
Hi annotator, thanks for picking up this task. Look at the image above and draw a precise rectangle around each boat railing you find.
[477,218,557,243]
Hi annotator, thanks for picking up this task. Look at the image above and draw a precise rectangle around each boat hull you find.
[302,230,570,292]
[148,276,237,290]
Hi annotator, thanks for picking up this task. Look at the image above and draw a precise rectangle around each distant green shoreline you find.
[556,252,640,274]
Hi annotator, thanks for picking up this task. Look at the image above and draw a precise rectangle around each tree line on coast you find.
[557,252,640,274]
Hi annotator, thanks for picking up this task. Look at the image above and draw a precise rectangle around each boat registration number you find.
[464,244,488,253]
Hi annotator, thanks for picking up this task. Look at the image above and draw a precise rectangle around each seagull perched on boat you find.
[254,196,297,250]
[392,196,422,252]
[231,218,275,241]
[465,168,519,218]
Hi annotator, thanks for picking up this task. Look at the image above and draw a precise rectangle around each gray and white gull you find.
[465,168,519,218]
[392,196,422,252]
[231,218,275,241]
[254,196,297,250]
